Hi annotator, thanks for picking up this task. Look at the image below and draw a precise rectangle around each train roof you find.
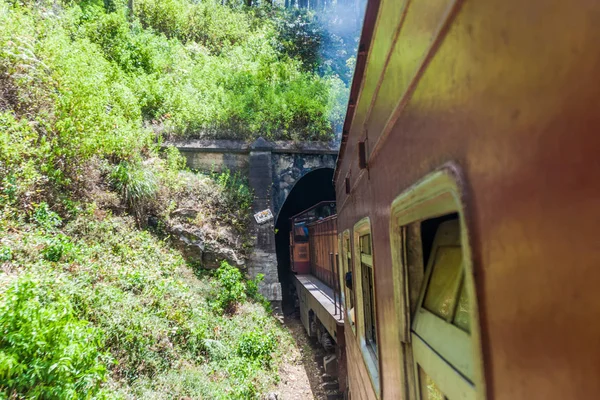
[333,0,382,184]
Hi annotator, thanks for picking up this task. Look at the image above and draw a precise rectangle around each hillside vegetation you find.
[0,0,338,397]
[0,209,290,398]
[1,0,346,142]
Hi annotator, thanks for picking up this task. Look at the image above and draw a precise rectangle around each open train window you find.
[353,218,380,396]
[293,221,309,243]
[389,168,485,400]
[340,230,356,333]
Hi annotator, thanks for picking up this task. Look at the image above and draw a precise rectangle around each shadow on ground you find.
[276,313,343,400]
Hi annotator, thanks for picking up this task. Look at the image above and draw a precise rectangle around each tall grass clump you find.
[0,275,108,398]
[110,161,158,223]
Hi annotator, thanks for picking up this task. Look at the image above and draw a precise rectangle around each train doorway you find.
[275,168,336,315]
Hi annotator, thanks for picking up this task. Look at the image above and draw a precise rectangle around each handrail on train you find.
[289,200,336,223]
[306,214,338,227]
[289,200,342,323]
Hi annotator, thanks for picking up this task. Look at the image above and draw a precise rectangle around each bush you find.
[0,275,108,398]
[209,261,271,314]
[237,329,276,366]
[33,202,62,230]
[110,161,158,222]
[42,234,75,262]
[210,261,247,314]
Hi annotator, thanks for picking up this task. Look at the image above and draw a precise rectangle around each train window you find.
[361,236,377,353]
[341,230,355,333]
[453,279,471,332]
[293,222,309,243]
[421,219,462,321]
[389,168,485,400]
[353,218,380,396]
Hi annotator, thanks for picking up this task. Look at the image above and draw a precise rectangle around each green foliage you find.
[0,2,153,206]
[110,161,158,222]
[274,8,323,72]
[97,0,343,139]
[163,145,187,172]
[0,275,107,398]
[0,214,292,398]
[0,246,12,261]
[136,0,251,52]
[42,234,75,262]
[246,273,271,312]
[211,261,248,313]
[0,112,47,208]
[212,168,253,217]
[33,202,62,230]
[237,329,276,366]
[210,262,271,315]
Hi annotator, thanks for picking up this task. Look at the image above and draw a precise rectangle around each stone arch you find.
[271,152,337,220]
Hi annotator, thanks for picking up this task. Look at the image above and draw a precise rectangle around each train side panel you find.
[308,216,339,288]
[336,0,600,399]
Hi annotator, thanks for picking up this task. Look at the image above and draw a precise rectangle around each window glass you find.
[453,279,471,333]
[419,367,446,400]
[414,219,476,397]
[354,220,379,394]
[360,234,372,255]
[423,246,462,320]
[362,263,377,352]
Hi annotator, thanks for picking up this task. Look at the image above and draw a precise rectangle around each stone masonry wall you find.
[271,153,337,219]
[170,138,338,303]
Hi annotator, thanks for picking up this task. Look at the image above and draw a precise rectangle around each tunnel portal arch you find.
[274,168,336,313]
[271,152,337,220]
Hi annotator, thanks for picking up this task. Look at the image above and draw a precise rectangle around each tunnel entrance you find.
[275,168,336,315]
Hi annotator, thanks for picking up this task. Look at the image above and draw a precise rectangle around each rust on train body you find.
[333,0,600,399]
[308,215,339,288]
[289,201,337,275]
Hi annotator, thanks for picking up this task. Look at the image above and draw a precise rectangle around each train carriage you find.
[287,0,600,398]
[330,0,600,399]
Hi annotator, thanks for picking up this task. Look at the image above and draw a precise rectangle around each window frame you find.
[389,167,486,400]
[353,217,381,397]
[339,229,356,334]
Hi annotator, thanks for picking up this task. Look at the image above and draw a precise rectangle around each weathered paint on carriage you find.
[292,243,311,274]
[308,216,339,288]
[335,0,600,399]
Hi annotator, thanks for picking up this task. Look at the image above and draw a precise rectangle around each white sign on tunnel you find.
[254,209,274,224]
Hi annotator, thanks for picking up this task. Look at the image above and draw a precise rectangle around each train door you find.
[291,221,310,274]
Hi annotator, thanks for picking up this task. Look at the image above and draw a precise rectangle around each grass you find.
[0,0,337,397]
[0,207,294,399]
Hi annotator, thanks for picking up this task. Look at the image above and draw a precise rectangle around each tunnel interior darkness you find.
[275,168,336,314]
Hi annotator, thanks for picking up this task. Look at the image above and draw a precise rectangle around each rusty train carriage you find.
[308,215,339,288]
[329,0,600,398]
[290,202,344,343]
